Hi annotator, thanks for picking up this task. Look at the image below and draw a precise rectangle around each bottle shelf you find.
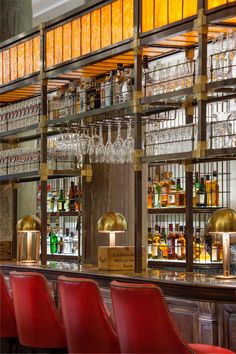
[0,169,81,184]
[48,211,82,217]
[148,207,222,214]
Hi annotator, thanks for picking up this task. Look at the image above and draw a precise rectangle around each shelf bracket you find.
[39,114,48,134]
[133,149,144,171]
[81,164,93,182]
[133,90,143,113]
[193,75,208,95]
[40,163,49,181]
[193,141,207,158]
[132,32,142,55]
[194,9,208,35]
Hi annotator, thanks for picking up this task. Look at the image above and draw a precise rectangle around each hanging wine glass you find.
[96,124,106,163]
[125,121,134,163]
[112,121,126,164]
[88,128,96,163]
[105,123,114,163]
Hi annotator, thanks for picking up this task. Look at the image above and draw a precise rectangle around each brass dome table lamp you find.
[97,212,127,246]
[17,215,41,263]
[207,208,236,279]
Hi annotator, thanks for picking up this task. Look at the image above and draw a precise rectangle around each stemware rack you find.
[0,0,236,271]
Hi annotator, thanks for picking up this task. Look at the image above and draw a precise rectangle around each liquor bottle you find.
[193,228,202,262]
[167,176,176,207]
[211,235,223,262]
[120,68,132,103]
[113,64,122,105]
[211,171,219,207]
[176,225,186,260]
[50,190,58,213]
[57,189,65,212]
[175,178,185,207]
[147,227,153,259]
[87,79,101,110]
[49,229,58,254]
[58,236,64,254]
[63,228,71,254]
[152,224,160,259]
[193,172,200,207]
[104,70,113,107]
[74,185,80,211]
[160,172,170,208]
[196,177,206,207]
[167,223,176,260]
[69,181,75,211]
[152,175,161,208]
[159,227,168,259]
[147,177,153,208]
[46,184,52,212]
[79,80,87,112]
[205,175,212,207]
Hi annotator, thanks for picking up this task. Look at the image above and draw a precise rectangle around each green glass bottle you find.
[57,189,65,212]
[50,230,58,254]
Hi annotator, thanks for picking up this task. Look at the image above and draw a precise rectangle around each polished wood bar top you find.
[1,261,236,303]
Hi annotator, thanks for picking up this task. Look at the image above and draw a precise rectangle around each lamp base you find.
[215,274,236,279]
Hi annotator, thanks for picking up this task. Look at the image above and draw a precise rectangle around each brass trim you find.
[192,141,207,158]
[196,92,208,101]
[133,149,144,158]
[194,9,208,34]
[133,163,142,171]
[81,164,93,182]
[184,163,194,173]
[40,163,48,181]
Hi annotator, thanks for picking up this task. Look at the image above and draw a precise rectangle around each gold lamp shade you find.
[97,212,127,233]
[16,215,41,232]
[207,208,236,234]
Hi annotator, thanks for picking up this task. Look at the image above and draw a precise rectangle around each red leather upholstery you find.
[10,272,67,349]
[58,276,120,353]
[111,281,235,354]
[0,272,17,338]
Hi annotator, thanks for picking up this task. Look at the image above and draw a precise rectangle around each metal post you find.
[185,165,194,272]
[11,183,18,260]
[133,0,143,273]
[40,23,48,266]
[195,0,208,156]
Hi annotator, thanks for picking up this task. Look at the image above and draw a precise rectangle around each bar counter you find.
[1,262,236,350]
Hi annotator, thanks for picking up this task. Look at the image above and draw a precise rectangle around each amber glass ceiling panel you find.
[207,0,236,9]
[0,35,40,87]
[45,0,134,70]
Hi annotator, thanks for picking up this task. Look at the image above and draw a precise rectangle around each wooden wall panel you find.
[101,4,112,48]
[123,0,133,39]
[81,14,91,55]
[72,18,81,59]
[3,50,10,84]
[17,43,25,78]
[54,26,63,65]
[155,0,168,28]
[142,0,154,32]
[112,0,123,44]
[33,36,40,72]
[63,22,72,62]
[46,30,54,68]
[91,9,101,52]
[10,47,17,81]
[25,39,33,76]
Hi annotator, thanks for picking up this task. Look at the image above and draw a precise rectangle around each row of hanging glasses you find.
[0,148,40,175]
[145,104,236,156]
[0,97,40,133]
[210,32,236,82]
[48,120,135,169]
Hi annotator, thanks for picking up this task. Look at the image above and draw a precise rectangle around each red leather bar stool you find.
[111,281,235,354]
[58,276,120,353]
[10,271,67,353]
[0,272,18,353]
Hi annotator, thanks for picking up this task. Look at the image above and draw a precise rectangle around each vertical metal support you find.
[195,0,208,155]
[11,183,18,260]
[82,156,92,264]
[133,0,143,273]
[39,23,48,266]
[185,165,193,273]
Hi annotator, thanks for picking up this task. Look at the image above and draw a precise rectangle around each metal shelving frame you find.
[0,0,236,271]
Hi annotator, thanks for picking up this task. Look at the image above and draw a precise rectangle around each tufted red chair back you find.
[111,281,194,354]
[58,276,120,353]
[10,272,67,349]
[0,272,17,338]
